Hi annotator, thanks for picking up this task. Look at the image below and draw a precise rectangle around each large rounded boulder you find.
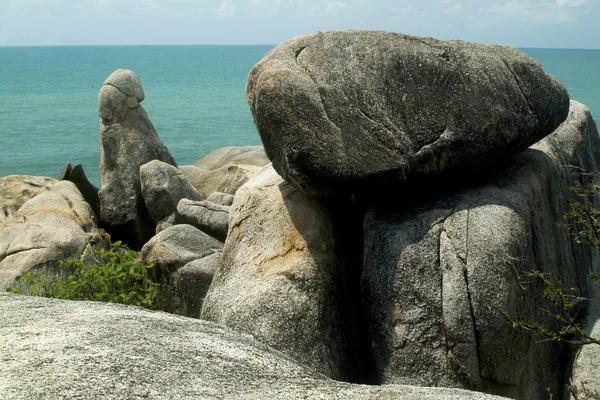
[246,30,570,195]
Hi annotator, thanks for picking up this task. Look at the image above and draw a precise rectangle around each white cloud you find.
[215,0,237,17]
[557,0,587,6]
[327,1,347,11]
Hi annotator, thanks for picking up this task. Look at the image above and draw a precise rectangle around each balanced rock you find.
[201,165,368,382]
[177,198,230,242]
[246,30,570,195]
[0,293,510,400]
[140,160,203,226]
[361,101,600,399]
[0,181,100,291]
[98,69,176,247]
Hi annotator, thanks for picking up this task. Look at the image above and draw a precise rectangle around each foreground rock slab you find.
[362,101,600,399]
[98,69,177,247]
[0,293,510,400]
[246,30,569,195]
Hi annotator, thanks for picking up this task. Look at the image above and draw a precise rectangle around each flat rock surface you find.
[246,30,569,195]
[0,293,510,400]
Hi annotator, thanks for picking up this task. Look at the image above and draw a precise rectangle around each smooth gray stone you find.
[140,160,202,225]
[246,30,570,195]
[141,224,223,310]
[207,191,235,206]
[169,252,222,318]
[177,198,230,242]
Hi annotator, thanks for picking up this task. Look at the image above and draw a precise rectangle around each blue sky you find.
[0,0,599,48]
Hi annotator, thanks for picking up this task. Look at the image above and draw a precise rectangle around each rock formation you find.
[98,69,176,247]
[246,30,570,195]
[201,165,370,382]
[362,101,600,398]
[0,175,55,224]
[0,181,101,291]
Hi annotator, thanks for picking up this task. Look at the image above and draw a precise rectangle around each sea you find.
[0,45,599,186]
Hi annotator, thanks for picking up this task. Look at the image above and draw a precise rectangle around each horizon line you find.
[0,43,599,51]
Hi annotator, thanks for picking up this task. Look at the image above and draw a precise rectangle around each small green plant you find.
[7,241,162,310]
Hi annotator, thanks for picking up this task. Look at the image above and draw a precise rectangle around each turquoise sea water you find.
[0,46,599,186]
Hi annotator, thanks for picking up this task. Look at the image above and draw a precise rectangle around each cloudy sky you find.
[0,0,598,48]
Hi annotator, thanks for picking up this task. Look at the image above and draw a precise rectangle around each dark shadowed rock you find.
[177,198,230,242]
[169,252,222,318]
[0,293,510,400]
[361,101,600,399]
[0,181,101,291]
[193,146,270,170]
[59,163,100,218]
[140,160,203,227]
[98,69,176,247]
[201,165,369,382]
[246,30,570,195]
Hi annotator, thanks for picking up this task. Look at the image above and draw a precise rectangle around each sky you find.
[0,0,599,48]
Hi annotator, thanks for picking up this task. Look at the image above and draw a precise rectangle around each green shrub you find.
[7,241,162,310]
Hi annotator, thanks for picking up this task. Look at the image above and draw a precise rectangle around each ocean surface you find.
[0,45,599,186]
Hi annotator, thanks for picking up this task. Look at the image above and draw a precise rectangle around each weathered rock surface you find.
[169,252,222,318]
[140,160,203,226]
[177,198,230,242]
[569,287,600,397]
[201,165,368,382]
[0,175,55,224]
[246,30,570,195]
[193,145,270,170]
[0,293,510,400]
[180,163,262,199]
[0,181,100,291]
[141,224,222,285]
[207,191,235,206]
[98,69,177,247]
[59,163,100,218]
[361,101,600,399]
